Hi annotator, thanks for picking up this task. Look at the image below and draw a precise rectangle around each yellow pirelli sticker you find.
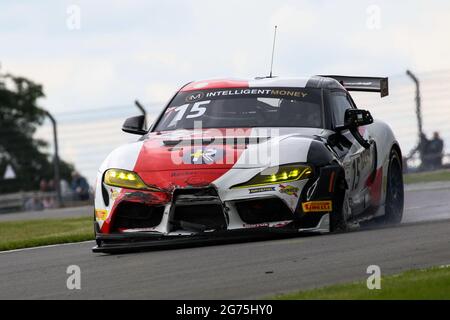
[95,209,108,221]
[302,201,332,213]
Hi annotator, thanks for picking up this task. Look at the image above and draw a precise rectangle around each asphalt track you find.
[0,183,449,299]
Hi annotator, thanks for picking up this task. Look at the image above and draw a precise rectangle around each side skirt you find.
[298,213,330,233]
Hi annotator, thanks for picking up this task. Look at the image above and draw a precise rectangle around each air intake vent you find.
[171,204,227,232]
[111,202,164,231]
[235,198,293,224]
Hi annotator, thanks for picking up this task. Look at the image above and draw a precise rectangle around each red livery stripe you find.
[366,167,383,206]
[180,79,248,92]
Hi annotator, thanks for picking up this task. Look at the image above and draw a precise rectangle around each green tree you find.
[0,72,74,193]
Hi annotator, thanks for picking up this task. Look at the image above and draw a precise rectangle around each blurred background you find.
[1,0,449,212]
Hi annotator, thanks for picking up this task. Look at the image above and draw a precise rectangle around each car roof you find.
[180,76,346,92]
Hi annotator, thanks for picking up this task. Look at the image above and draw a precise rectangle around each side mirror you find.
[122,115,147,135]
[337,109,373,131]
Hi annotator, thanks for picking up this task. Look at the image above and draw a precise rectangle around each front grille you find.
[111,202,164,231]
[171,187,227,232]
[235,198,293,224]
[171,204,227,232]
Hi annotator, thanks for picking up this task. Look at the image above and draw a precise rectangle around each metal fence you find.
[0,190,92,213]
[1,69,450,213]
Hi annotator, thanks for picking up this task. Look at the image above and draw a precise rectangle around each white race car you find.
[93,75,404,253]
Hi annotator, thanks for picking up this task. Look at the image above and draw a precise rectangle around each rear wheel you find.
[379,149,404,224]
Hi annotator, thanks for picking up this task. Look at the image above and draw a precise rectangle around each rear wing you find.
[319,75,389,97]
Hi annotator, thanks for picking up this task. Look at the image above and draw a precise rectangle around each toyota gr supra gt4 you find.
[93,75,404,252]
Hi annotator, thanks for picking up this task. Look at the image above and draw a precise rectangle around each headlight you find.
[231,164,312,189]
[104,169,156,190]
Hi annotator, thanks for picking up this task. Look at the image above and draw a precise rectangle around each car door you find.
[327,91,376,216]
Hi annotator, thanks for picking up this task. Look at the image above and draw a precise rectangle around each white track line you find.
[0,240,94,254]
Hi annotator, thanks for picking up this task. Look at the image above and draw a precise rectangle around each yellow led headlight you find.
[104,169,155,190]
[231,164,312,189]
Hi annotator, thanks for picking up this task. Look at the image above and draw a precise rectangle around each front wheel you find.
[330,174,349,232]
[379,149,404,224]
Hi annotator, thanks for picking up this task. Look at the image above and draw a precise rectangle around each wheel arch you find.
[378,142,404,224]
[391,142,403,170]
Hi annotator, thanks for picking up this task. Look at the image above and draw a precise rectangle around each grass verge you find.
[0,216,94,251]
[404,169,450,184]
[273,265,450,300]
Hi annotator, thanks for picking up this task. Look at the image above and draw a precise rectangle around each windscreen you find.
[154,87,323,131]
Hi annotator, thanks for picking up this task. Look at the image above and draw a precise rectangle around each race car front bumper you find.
[93,163,341,253]
[92,213,330,253]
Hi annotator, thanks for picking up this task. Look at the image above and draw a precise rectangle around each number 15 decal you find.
[186,100,209,118]
[167,100,211,127]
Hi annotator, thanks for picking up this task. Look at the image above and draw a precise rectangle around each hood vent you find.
[162,136,270,147]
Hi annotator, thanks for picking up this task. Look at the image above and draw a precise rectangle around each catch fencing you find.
[1,69,450,212]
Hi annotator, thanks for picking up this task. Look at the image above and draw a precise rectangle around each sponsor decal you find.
[243,221,291,228]
[184,148,223,164]
[185,175,209,186]
[171,169,225,177]
[248,186,276,194]
[279,184,299,197]
[302,200,332,212]
[204,88,308,99]
[171,171,196,177]
[243,222,270,228]
[95,209,108,220]
[110,189,120,200]
[270,89,308,98]
[185,91,205,102]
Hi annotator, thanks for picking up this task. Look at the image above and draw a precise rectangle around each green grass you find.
[404,169,450,184]
[273,265,450,300]
[0,216,94,251]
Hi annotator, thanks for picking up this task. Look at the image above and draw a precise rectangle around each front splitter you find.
[92,226,321,254]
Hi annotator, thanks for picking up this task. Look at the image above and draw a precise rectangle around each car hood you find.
[98,127,329,189]
[131,127,327,172]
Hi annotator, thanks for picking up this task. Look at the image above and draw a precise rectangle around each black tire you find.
[93,217,102,247]
[330,173,347,232]
[380,149,404,224]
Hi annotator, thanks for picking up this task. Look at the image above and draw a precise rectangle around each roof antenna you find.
[269,25,278,78]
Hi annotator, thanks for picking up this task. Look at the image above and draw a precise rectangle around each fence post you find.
[406,70,423,140]
[45,111,62,208]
